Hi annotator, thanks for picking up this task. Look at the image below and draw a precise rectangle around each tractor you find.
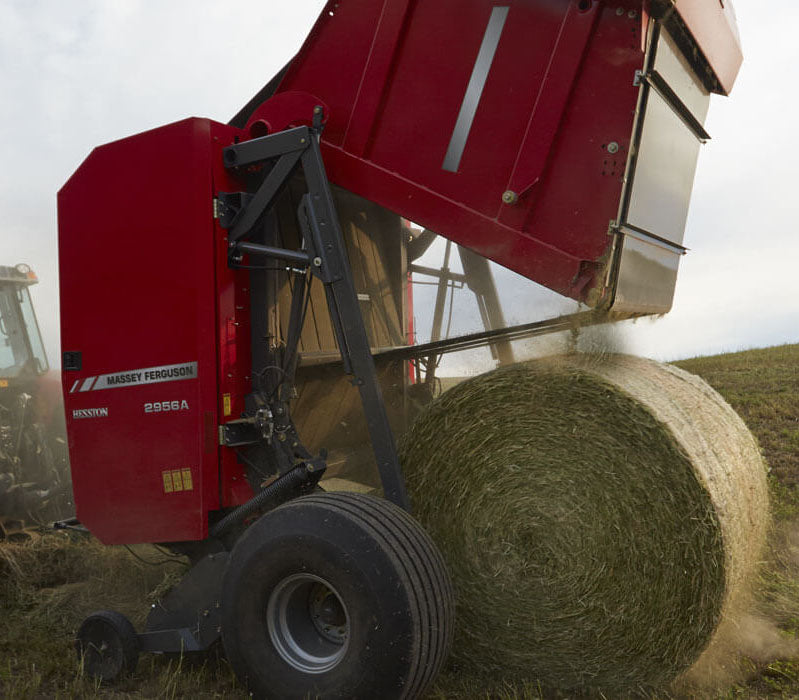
[0,263,70,537]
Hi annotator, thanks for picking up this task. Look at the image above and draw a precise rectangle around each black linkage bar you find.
[222,126,311,166]
[235,241,312,267]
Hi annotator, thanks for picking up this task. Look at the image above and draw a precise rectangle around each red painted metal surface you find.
[210,130,257,510]
[265,0,646,304]
[58,118,252,544]
[672,0,742,95]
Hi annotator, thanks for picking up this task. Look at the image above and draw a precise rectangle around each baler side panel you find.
[58,119,222,544]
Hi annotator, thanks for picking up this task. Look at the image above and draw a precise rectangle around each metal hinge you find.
[212,198,220,219]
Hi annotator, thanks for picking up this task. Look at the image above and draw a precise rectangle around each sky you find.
[1,0,795,373]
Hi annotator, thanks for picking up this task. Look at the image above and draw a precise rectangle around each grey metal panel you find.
[442,6,509,172]
[654,30,711,124]
[612,230,681,315]
[625,89,707,247]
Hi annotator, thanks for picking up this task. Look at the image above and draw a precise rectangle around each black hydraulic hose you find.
[210,464,313,539]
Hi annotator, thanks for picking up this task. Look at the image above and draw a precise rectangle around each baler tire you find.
[220,492,453,700]
[75,610,139,683]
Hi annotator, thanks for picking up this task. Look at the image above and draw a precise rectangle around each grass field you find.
[2,343,798,698]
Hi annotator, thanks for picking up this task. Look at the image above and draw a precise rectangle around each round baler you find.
[56,1,750,697]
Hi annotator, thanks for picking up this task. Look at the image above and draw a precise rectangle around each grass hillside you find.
[672,345,799,698]
[1,343,798,698]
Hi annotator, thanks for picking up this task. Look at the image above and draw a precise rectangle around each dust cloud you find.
[679,612,799,692]
[678,522,799,694]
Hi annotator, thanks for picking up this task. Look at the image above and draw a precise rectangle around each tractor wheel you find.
[221,492,453,699]
[75,610,139,682]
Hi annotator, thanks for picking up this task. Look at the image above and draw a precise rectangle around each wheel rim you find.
[266,573,350,674]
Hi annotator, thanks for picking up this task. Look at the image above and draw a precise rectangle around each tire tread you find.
[291,494,453,698]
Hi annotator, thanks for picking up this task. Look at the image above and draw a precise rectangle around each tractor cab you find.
[0,264,49,382]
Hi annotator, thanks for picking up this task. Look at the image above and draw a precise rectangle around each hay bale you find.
[399,354,768,692]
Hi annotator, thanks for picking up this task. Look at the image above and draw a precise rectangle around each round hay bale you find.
[398,354,768,692]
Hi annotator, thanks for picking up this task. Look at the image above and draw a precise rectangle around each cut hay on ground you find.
[399,354,769,693]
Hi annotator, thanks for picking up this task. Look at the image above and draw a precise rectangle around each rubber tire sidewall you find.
[76,610,139,682]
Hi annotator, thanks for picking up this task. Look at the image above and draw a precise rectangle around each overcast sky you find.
[1,0,795,373]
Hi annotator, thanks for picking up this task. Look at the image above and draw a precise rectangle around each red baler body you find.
[59,0,740,545]
[245,0,740,308]
[59,119,255,543]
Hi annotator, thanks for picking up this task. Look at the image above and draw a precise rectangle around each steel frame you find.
[219,122,409,510]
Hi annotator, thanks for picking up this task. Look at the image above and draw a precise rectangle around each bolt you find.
[607,142,620,154]
[628,9,637,18]
[502,190,519,205]
[203,610,210,617]
[313,256,322,267]
[314,106,323,114]
[616,7,624,15]
[278,433,286,442]
[308,464,315,472]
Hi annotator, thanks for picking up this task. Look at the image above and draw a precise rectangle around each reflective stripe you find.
[79,377,96,392]
[442,6,509,172]
[69,379,80,393]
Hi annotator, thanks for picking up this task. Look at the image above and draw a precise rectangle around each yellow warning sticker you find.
[181,468,193,491]
[223,393,232,417]
[163,468,195,493]
[171,469,183,491]
[0,380,8,388]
